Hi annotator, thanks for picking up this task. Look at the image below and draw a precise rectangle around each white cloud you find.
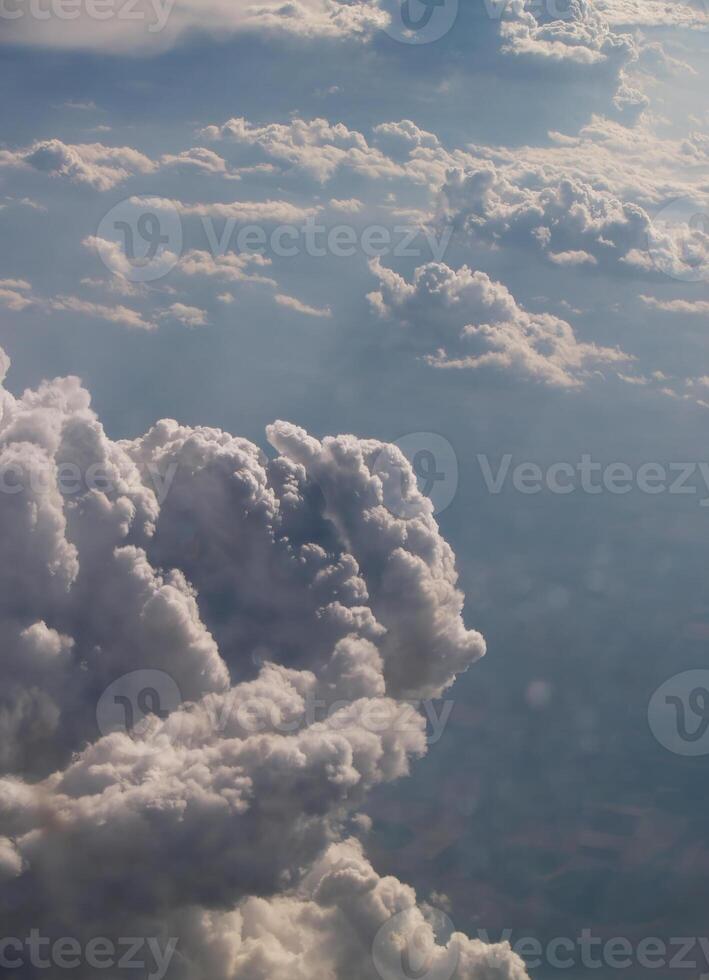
[133,194,318,223]
[328,197,364,212]
[0,0,388,54]
[201,117,405,183]
[48,294,156,329]
[595,0,708,28]
[176,249,276,285]
[160,147,241,178]
[368,258,630,388]
[160,301,208,327]
[0,139,155,190]
[0,343,518,979]
[438,117,709,278]
[639,295,709,314]
[275,293,332,318]
[548,249,599,266]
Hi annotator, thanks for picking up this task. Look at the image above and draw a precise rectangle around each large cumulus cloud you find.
[0,344,519,979]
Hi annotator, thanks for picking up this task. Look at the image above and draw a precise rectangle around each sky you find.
[0,1,708,978]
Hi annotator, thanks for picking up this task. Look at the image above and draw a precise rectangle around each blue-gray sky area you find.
[0,2,708,978]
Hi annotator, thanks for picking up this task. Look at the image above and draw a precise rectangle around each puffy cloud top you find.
[0,344,515,979]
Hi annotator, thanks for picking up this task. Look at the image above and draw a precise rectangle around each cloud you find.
[0,278,207,332]
[368,258,630,388]
[497,0,637,67]
[0,139,155,190]
[548,249,598,266]
[0,280,34,311]
[175,249,276,286]
[0,0,388,54]
[160,301,208,327]
[328,197,364,212]
[594,0,708,28]
[48,294,157,329]
[133,194,318,223]
[275,294,332,318]
[639,295,709,315]
[201,117,404,183]
[160,147,239,178]
[438,117,709,278]
[0,344,521,978]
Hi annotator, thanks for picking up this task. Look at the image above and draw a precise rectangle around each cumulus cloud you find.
[0,343,520,979]
[175,249,276,286]
[594,0,708,28]
[201,117,405,183]
[498,0,636,67]
[0,139,156,190]
[368,259,630,388]
[548,249,598,266]
[0,0,388,54]
[160,147,241,178]
[438,117,709,279]
[160,302,209,327]
[275,294,332,318]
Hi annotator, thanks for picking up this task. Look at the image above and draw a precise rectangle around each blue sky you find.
[1,1,709,977]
